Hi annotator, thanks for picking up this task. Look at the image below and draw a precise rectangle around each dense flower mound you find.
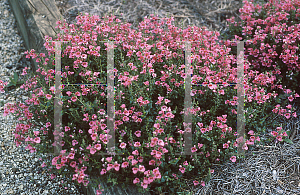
[220,0,300,98]
[1,0,299,193]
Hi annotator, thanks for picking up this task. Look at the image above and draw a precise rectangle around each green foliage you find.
[4,2,300,194]
[4,72,25,91]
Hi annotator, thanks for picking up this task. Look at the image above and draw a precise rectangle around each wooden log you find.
[7,0,64,73]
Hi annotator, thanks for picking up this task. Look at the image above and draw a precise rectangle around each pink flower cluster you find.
[2,1,300,192]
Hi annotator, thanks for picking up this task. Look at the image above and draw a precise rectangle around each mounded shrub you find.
[219,0,300,102]
[1,4,299,194]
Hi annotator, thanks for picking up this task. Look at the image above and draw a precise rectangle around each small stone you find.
[5,64,13,69]
[18,184,23,190]
[12,167,18,173]
[6,188,14,194]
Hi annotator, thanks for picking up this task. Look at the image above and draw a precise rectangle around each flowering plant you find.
[221,0,300,102]
[219,0,300,145]
[1,5,299,194]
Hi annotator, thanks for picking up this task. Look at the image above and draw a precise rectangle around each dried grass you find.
[55,0,253,42]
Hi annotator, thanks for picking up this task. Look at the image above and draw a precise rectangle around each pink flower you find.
[134,131,141,137]
[91,133,97,141]
[134,142,141,147]
[90,148,97,154]
[293,112,297,118]
[51,174,56,179]
[206,152,210,157]
[149,159,156,166]
[33,131,39,136]
[256,136,261,142]
[121,162,129,168]
[198,143,203,148]
[248,130,254,135]
[65,126,70,132]
[66,91,72,96]
[230,156,236,163]
[132,167,139,174]
[123,116,129,122]
[197,122,203,127]
[132,150,139,155]
[46,122,51,128]
[141,182,148,189]
[191,146,197,153]
[46,94,52,100]
[157,140,164,147]
[32,137,40,143]
[154,123,160,129]
[107,164,113,171]
[143,81,149,86]
[288,96,294,102]
[284,113,291,119]
[120,142,127,149]
[137,156,143,163]
[71,96,77,102]
[100,169,106,175]
[276,136,283,141]
[70,161,76,168]
[133,178,140,184]
[72,140,78,146]
[271,131,278,137]
[113,162,120,171]
[139,165,145,173]
[179,167,185,174]
[94,144,101,150]
[201,181,205,186]
[68,153,74,159]
[106,157,112,163]
[193,181,199,186]
[242,143,248,150]
[223,143,229,149]
[131,159,138,166]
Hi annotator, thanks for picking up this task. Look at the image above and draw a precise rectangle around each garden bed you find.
[8,0,300,194]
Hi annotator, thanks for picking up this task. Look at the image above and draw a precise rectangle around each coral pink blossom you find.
[230,156,236,163]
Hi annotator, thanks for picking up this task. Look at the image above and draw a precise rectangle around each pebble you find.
[0,0,83,194]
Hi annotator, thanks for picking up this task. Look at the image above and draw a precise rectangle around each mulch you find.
[51,0,300,194]
[54,0,249,42]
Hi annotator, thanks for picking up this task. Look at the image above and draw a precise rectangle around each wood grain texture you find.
[8,0,64,73]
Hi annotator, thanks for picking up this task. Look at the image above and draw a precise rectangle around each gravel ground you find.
[0,0,84,194]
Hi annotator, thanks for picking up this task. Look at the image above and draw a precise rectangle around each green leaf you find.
[169,158,180,165]
[14,72,18,82]
[283,139,293,144]
[161,176,165,182]
[5,83,13,88]
[17,81,24,85]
